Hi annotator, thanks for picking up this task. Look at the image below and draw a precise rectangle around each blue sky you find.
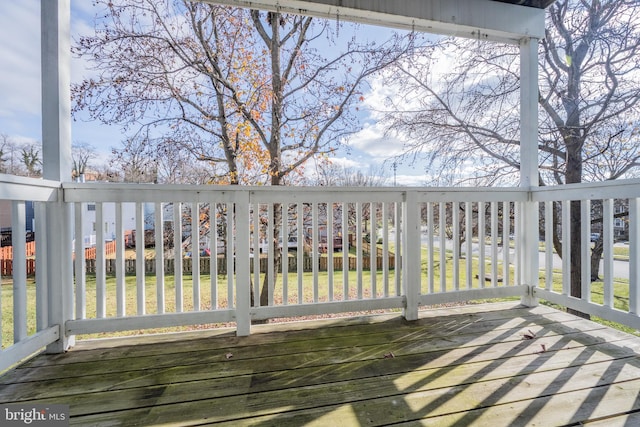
[0,1,426,185]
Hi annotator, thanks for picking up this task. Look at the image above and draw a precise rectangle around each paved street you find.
[390,229,630,281]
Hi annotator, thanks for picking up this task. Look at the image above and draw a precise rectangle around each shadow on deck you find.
[2,302,640,426]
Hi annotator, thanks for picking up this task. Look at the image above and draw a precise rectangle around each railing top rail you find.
[63,184,250,203]
[58,178,640,203]
[0,174,60,201]
[413,187,528,202]
[62,182,534,203]
[532,179,640,201]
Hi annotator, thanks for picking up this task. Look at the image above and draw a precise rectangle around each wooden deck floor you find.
[2,302,640,426]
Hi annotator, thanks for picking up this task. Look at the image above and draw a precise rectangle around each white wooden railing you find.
[533,180,640,330]
[59,184,532,335]
[0,174,62,372]
[2,177,640,372]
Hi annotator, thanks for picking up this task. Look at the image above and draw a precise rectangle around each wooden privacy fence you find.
[83,254,395,276]
[83,240,117,259]
[1,240,116,263]
[1,246,393,277]
[1,259,36,276]
[1,240,117,276]
[0,241,36,259]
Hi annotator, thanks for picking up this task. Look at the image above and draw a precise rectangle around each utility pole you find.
[392,161,397,186]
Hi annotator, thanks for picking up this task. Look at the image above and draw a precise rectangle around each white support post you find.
[42,0,72,182]
[519,37,540,307]
[491,201,498,288]
[211,202,219,309]
[439,202,446,292]
[394,202,402,296]
[252,204,261,305]
[135,203,146,315]
[74,203,86,320]
[35,202,49,330]
[562,200,571,295]
[96,203,106,318]
[42,0,73,353]
[226,204,234,304]
[282,203,290,303]
[46,195,75,352]
[544,201,554,291]
[402,191,420,321]
[155,203,165,314]
[427,202,434,293]
[115,203,125,317]
[603,199,614,308]
[269,203,277,305]
[503,201,511,288]
[465,201,473,290]
[581,200,591,302]
[356,202,363,299]
[235,192,251,336]
[452,202,460,291]
[12,202,27,343]
[382,202,390,296]
[478,201,486,288]
[371,202,377,298]
[629,198,640,315]
[192,202,201,311]
[174,202,183,313]
[301,203,307,303]
[327,202,334,301]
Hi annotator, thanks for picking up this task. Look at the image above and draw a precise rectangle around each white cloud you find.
[345,121,406,160]
[394,174,428,187]
[328,156,362,169]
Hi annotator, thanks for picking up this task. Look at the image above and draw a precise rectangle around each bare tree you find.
[71,142,96,181]
[308,163,388,187]
[0,134,14,174]
[377,0,640,314]
[110,137,159,183]
[21,145,41,177]
[73,2,407,185]
[73,0,410,307]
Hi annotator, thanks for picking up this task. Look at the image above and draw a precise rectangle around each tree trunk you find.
[259,203,282,307]
[258,11,284,309]
[566,138,589,319]
[590,238,604,282]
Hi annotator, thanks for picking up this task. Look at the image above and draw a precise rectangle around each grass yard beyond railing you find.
[4,252,636,350]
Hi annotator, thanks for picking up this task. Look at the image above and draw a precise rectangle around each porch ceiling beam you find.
[197,0,546,43]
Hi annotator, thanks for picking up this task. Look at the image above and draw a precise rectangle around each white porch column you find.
[42,0,74,352]
[42,0,72,181]
[402,191,420,321]
[520,36,540,307]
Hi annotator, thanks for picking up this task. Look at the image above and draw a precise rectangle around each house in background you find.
[0,200,35,246]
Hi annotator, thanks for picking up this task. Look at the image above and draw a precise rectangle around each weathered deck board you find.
[1,302,640,426]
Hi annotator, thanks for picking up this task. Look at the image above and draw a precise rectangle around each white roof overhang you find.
[196,0,547,44]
